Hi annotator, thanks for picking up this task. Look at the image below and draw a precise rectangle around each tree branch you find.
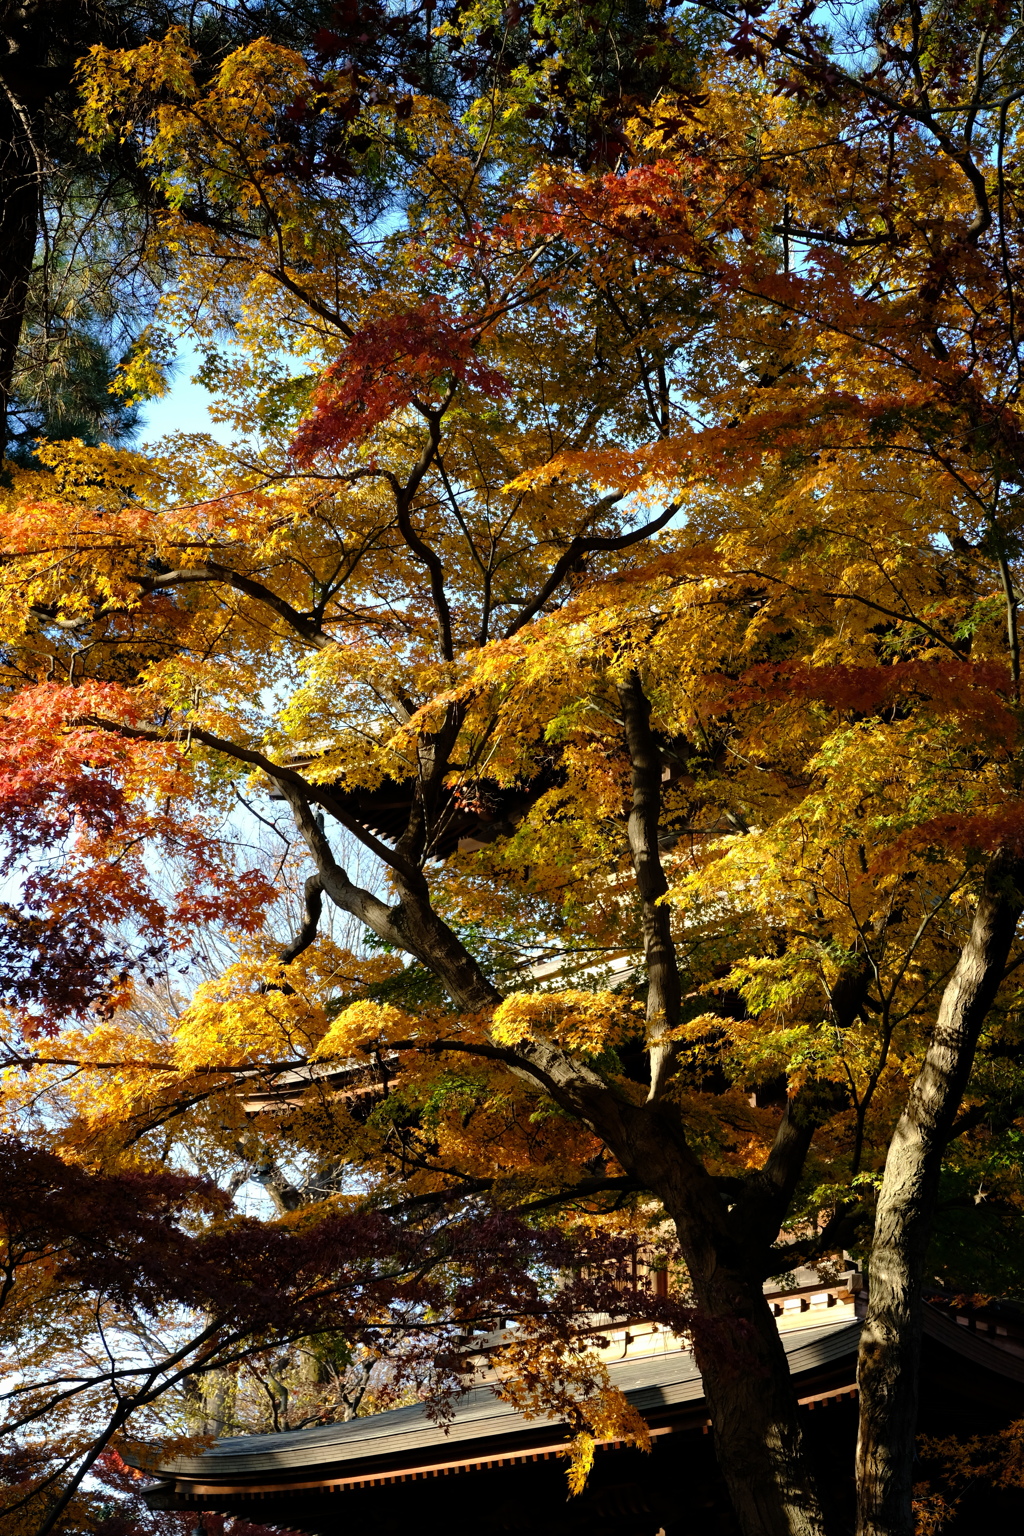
[135,562,333,650]
[270,776,417,943]
[391,404,455,660]
[85,716,421,882]
[514,1175,643,1213]
[280,873,324,966]
[504,500,679,637]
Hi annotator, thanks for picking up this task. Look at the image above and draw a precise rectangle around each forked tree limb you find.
[504,500,679,636]
[84,715,423,884]
[274,775,503,1014]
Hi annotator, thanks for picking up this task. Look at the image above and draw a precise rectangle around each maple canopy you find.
[3,4,1024,1536]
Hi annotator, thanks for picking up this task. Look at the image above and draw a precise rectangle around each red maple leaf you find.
[292,298,510,460]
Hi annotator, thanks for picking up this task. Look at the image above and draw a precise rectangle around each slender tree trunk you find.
[619,671,681,1098]
[855,850,1024,1536]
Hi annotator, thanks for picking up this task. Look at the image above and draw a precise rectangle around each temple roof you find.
[157,1317,862,1486]
[140,1305,1024,1534]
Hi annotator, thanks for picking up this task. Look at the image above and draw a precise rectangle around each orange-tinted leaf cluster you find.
[713,660,1015,739]
[0,686,276,1027]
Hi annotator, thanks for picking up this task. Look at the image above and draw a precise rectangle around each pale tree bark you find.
[856,850,1024,1536]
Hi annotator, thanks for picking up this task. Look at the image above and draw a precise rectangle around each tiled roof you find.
[160,1317,861,1484]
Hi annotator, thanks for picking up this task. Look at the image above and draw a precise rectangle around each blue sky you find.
[136,338,234,444]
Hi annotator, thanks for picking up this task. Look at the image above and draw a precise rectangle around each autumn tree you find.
[526,3,1024,1531]
[2,7,1024,1536]
[0,967,660,1536]
[0,0,471,461]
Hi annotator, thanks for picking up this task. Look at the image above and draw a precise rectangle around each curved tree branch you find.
[505,500,679,637]
[135,563,334,650]
[280,873,324,965]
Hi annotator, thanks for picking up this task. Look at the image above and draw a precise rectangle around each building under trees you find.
[2,6,1024,1536]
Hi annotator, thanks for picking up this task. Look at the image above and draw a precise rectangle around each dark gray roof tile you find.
[163,1319,860,1482]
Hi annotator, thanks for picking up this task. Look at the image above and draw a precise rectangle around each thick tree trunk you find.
[616,671,827,1533]
[695,1276,828,1536]
[0,81,38,462]
[855,851,1024,1536]
[684,1230,830,1536]
[610,1102,831,1536]
[286,685,831,1536]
